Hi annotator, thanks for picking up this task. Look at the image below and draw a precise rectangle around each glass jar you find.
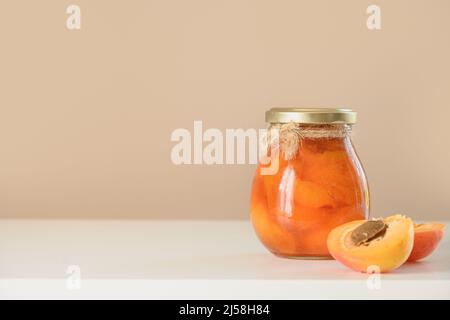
[250,108,370,259]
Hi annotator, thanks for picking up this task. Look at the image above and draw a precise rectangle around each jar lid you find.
[265,108,357,124]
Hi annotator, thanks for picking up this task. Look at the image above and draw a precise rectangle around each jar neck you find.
[269,123,352,139]
[265,122,352,160]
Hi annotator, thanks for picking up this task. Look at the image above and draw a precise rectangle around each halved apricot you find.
[327,215,414,273]
[408,223,445,262]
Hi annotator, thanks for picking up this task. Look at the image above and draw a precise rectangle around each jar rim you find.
[265,107,357,124]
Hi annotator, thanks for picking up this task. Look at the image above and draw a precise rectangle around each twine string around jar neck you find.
[265,122,352,161]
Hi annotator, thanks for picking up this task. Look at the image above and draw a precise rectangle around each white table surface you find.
[0,219,449,299]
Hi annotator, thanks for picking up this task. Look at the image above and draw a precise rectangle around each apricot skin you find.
[408,223,445,262]
[327,215,414,273]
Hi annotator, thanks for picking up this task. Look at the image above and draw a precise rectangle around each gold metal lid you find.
[265,108,357,124]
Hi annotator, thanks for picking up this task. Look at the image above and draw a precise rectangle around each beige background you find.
[0,0,449,220]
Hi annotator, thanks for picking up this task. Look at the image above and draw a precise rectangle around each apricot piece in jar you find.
[327,215,414,273]
[251,205,297,255]
[408,223,445,262]
[260,159,289,210]
[293,180,334,208]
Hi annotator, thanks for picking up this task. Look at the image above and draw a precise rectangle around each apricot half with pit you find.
[408,223,445,262]
[327,215,414,273]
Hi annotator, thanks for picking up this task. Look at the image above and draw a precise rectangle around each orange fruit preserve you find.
[250,108,369,259]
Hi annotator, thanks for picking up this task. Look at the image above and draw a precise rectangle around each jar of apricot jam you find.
[250,108,370,259]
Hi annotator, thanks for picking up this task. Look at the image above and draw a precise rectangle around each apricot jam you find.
[250,108,369,259]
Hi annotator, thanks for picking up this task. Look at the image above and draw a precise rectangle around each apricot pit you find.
[351,219,387,246]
